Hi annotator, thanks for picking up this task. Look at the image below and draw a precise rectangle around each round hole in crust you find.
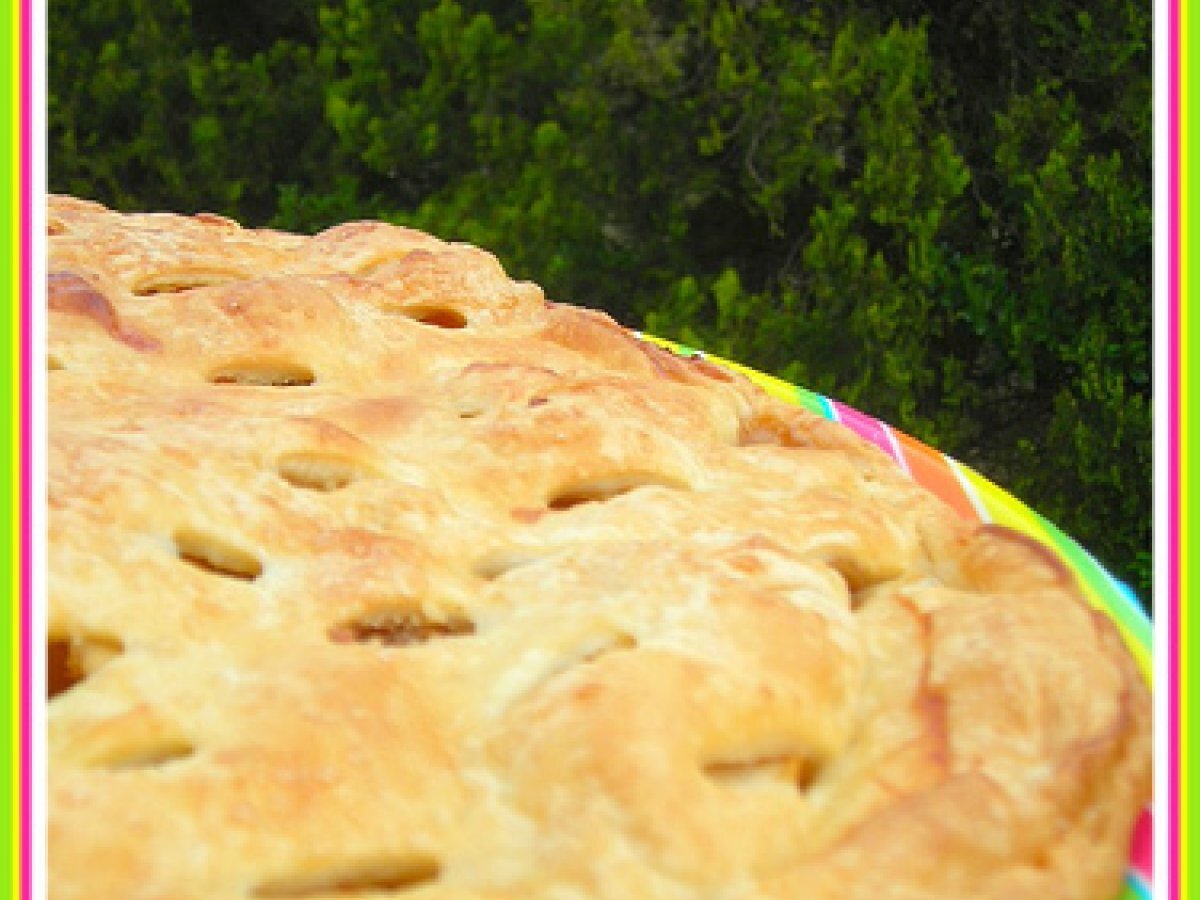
[327,606,474,647]
[99,738,196,771]
[276,453,368,492]
[393,305,468,330]
[207,360,316,387]
[253,855,442,898]
[456,403,487,420]
[173,528,263,581]
[703,751,822,792]
[131,272,237,296]
[473,549,548,581]
[48,631,124,699]
[546,473,688,511]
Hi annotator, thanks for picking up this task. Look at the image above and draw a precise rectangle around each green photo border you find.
[2,0,22,895]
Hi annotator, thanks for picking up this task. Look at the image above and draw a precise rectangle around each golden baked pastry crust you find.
[47,195,1150,900]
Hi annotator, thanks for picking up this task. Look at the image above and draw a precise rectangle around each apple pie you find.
[47,195,1151,899]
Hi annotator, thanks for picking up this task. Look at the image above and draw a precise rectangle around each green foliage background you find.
[49,0,1152,607]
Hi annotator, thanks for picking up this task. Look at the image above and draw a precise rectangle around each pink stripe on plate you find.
[829,401,899,463]
[1128,808,1152,881]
